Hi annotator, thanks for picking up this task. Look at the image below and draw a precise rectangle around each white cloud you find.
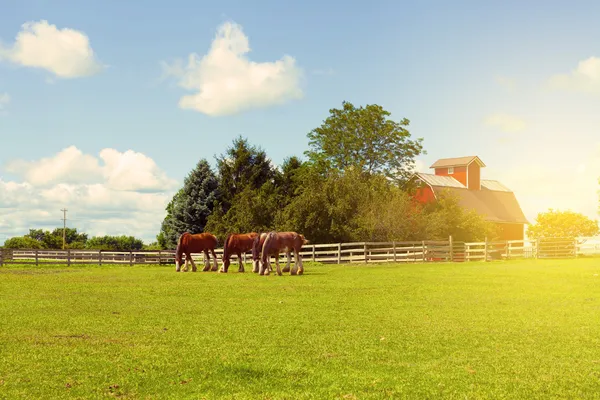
[484,112,527,133]
[411,159,428,173]
[0,20,104,78]
[0,147,179,243]
[0,92,10,111]
[548,57,600,95]
[6,146,177,191]
[163,21,303,116]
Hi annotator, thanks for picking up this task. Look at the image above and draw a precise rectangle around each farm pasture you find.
[1,259,600,399]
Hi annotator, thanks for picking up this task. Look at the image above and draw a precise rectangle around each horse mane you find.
[175,232,186,261]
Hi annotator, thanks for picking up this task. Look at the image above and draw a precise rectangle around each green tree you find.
[526,209,599,239]
[205,137,280,239]
[305,101,425,183]
[158,160,220,249]
[276,167,390,243]
[215,136,276,211]
[424,190,498,242]
[85,235,144,251]
[23,227,88,249]
[3,236,45,249]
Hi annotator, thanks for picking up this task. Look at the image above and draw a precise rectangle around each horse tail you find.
[223,234,232,259]
[261,232,276,264]
[251,233,261,261]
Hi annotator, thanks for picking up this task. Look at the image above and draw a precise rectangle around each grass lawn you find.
[1,258,600,399]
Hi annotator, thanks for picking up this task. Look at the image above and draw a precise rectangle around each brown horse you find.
[175,232,219,272]
[220,232,259,273]
[260,231,308,276]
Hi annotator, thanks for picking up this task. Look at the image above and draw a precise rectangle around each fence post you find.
[67,249,71,267]
[364,243,368,263]
[484,237,488,262]
[337,243,342,264]
[393,241,397,263]
[158,250,162,265]
[0,248,3,267]
[312,245,316,262]
[99,250,102,266]
[449,236,453,262]
[505,241,509,260]
[535,238,540,259]
[35,249,39,267]
[130,251,133,266]
[422,241,426,262]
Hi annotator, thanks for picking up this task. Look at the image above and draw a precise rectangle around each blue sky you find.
[1,0,600,243]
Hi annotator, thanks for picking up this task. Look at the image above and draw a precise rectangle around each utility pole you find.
[61,208,68,250]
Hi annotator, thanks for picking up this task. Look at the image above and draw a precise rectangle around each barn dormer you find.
[430,156,486,190]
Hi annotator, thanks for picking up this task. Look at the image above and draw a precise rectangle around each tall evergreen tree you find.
[157,159,220,249]
[215,136,276,211]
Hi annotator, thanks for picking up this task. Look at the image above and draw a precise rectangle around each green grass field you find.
[2,258,600,399]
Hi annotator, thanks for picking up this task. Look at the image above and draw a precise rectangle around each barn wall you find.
[434,166,467,186]
[414,187,435,203]
[495,223,524,241]
[467,162,481,190]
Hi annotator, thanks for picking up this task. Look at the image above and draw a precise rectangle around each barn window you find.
[448,167,454,174]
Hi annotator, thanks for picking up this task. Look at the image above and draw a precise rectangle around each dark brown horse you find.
[220,232,259,273]
[175,232,219,272]
[260,231,308,276]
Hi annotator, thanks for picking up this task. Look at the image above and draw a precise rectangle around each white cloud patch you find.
[548,57,600,95]
[0,147,179,244]
[0,92,10,111]
[6,146,177,191]
[484,112,527,133]
[0,20,104,78]
[163,21,303,116]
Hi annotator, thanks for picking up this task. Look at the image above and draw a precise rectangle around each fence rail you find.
[2,236,600,267]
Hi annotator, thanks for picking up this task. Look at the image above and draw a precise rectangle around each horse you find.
[175,232,219,272]
[220,232,259,273]
[251,232,291,273]
[260,231,308,276]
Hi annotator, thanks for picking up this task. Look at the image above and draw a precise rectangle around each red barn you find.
[411,156,529,240]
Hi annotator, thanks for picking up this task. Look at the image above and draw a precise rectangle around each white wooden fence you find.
[2,236,599,267]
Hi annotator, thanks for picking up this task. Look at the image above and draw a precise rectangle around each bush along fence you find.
[2,237,599,267]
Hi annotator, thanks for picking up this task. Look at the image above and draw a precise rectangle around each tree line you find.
[2,101,597,250]
[156,101,498,249]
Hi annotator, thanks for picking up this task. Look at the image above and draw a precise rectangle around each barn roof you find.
[430,156,486,169]
[414,173,529,224]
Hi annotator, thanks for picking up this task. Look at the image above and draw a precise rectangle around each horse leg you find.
[237,251,244,273]
[202,250,211,272]
[182,253,189,272]
[291,250,299,275]
[282,249,291,273]
[296,248,304,275]
[188,254,198,272]
[252,258,259,273]
[261,255,270,276]
[211,249,219,271]
[275,251,282,276]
